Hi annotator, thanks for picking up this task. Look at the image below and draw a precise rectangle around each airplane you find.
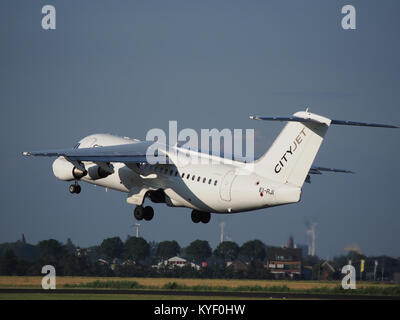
[23,110,398,224]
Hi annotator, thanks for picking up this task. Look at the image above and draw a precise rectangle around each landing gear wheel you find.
[201,212,211,224]
[143,206,154,221]
[191,210,201,223]
[134,206,144,220]
[191,210,211,224]
[75,185,81,194]
[69,183,81,194]
[69,184,76,194]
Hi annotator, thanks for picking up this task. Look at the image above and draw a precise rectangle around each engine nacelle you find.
[52,157,87,181]
[87,165,112,180]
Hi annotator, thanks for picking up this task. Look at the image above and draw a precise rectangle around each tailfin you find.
[251,111,330,187]
[250,110,398,188]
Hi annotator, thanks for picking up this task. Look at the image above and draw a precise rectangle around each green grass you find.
[64,280,400,296]
[64,280,145,289]
[2,277,399,297]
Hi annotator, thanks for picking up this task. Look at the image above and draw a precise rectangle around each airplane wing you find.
[23,141,164,164]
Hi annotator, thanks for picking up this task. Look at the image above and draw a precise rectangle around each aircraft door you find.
[219,170,236,201]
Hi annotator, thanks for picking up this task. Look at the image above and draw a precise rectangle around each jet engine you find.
[52,157,87,181]
[87,165,112,180]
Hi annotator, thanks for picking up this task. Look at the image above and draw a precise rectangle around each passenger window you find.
[187,174,190,179]
[208,179,212,184]
[214,180,218,186]
[197,176,201,182]
[192,175,195,181]
[203,178,206,183]
[182,173,185,178]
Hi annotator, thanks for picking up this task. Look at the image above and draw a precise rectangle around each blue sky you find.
[0,0,399,259]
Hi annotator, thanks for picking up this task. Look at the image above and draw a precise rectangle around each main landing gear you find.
[134,205,154,221]
[69,182,81,194]
[191,210,211,224]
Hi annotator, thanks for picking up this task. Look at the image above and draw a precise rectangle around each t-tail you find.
[250,110,398,188]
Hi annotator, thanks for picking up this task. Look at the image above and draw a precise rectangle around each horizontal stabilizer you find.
[250,113,398,128]
[330,119,398,128]
[250,116,327,125]
[309,166,354,175]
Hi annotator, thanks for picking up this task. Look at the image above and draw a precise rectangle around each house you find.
[76,247,92,257]
[226,259,248,273]
[154,256,201,270]
[97,258,109,266]
[264,246,302,279]
[321,261,336,280]
[302,266,313,280]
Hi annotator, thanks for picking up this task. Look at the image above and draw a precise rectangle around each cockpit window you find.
[73,143,80,149]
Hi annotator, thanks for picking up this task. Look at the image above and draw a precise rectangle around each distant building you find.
[97,258,109,265]
[76,247,91,257]
[226,260,248,273]
[302,266,313,280]
[18,234,26,244]
[286,235,294,249]
[154,256,200,270]
[321,261,336,280]
[265,246,302,279]
[121,259,136,266]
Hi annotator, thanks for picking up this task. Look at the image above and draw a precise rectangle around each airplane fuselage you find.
[52,133,301,214]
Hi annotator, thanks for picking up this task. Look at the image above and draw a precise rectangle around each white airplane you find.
[23,110,397,224]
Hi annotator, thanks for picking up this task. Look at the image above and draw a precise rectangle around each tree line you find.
[0,237,399,280]
[0,237,271,278]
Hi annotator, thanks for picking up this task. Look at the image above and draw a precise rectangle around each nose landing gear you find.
[69,182,81,194]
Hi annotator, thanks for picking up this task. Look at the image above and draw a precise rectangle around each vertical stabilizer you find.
[253,111,331,187]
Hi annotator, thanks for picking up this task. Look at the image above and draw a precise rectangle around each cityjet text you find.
[274,128,307,173]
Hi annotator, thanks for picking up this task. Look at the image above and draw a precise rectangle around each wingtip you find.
[22,151,30,156]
